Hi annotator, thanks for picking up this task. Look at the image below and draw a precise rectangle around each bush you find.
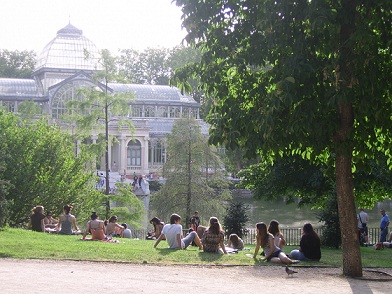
[316,194,341,248]
[223,201,250,238]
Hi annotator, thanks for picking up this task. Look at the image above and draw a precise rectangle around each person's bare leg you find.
[278,252,297,264]
[193,232,203,250]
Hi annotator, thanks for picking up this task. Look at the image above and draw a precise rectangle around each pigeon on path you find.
[285,265,298,277]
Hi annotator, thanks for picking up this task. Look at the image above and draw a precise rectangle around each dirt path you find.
[0,259,391,293]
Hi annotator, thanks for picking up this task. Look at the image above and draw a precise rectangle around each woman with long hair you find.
[57,204,81,235]
[30,205,45,232]
[227,233,244,250]
[202,217,227,254]
[105,215,124,237]
[289,223,321,261]
[268,220,286,249]
[253,222,298,264]
[148,217,165,240]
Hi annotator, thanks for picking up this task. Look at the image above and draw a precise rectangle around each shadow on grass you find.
[198,252,224,262]
[155,248,180,256]
[0,253,14,258]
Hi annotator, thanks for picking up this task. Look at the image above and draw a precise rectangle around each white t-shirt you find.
[122,228,132,238]
[357,211,369,228]
[162,223,184,249]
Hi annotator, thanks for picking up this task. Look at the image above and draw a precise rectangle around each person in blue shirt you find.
[379,208,390,242]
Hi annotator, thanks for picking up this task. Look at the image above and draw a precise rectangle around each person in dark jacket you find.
[289,223,321,261]
[30,205,46,232]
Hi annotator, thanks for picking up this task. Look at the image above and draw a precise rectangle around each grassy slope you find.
[0,228,390,267]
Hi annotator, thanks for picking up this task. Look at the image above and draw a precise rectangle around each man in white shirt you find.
[153,213,203,250]
[357,208,369,244]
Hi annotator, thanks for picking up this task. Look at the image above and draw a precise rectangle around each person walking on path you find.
[379,208,390,242]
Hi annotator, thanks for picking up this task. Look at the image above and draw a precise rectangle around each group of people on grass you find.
[357,207,392,249]
[152,212,321,264]
[29,205,132,240]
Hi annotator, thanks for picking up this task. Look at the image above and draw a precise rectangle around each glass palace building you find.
[0,23,207,178]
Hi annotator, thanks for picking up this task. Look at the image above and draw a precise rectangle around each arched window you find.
[145,106,155,117]
[170,107,180,118]
[190,108,198,118]
[131,106,142,117]
[127,140,141,166]
[51,81,92,119]
[182,107,189,118]
[157,106,168,117]
[148,139,166,165]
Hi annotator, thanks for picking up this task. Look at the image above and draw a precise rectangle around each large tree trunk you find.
[335,0,362,277]
[335,150,362,277]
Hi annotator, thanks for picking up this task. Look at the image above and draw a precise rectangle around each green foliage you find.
[108,182,143,227]
[147,180,162,192]
[150,118,231,223]
[316,195,341,249]
[0,145,11,227]
[118,47,172,85]
[223,201,250,238]
[173,0,392,275]
[17,100,42,119]
[0,110,98,227]
[0,49,36,78]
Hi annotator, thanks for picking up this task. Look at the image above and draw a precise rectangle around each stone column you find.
[119,136,128,177]
[143,136,150,175]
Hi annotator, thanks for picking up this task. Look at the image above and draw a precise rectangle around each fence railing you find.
[132,227,382,246]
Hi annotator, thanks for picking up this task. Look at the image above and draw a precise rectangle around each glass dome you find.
[35,23,102,71]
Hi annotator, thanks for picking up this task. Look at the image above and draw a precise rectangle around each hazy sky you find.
[0,0,187,53]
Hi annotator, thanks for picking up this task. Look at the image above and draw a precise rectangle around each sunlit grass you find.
[0,228,390,268]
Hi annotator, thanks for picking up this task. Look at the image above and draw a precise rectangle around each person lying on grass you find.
[153,213,203,250]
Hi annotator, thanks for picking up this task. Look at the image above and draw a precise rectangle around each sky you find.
[0,0,188,54]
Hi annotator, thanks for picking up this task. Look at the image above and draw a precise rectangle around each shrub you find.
[223,201,250,238]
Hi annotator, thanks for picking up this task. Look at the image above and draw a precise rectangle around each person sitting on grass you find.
[253,222,299,264]
[202,217,227,254]
[44,211,58,233]
[105,215,124,238]
[147,217,165,240]
[57,204,81,235]
[380,232,392,248]
[82,212,107,241]
[121,223,132,238]
[289,223,321,261]
[153,213,203,250]
[30,205,46,232]
[268,220,286,249]
[227,233,244,250]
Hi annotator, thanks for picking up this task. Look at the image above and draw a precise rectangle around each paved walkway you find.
[0,259,390,293]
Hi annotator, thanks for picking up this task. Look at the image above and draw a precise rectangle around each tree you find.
[0,49,36,78]
[17,100,42,119]
[0,110,97,227]
[150,118,231,224]
[173,0,392,277]
[118,48,171,85]
[66,49,140,220]
[223,201,250,238]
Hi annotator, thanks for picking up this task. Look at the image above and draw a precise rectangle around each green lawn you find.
[0,228,390,267]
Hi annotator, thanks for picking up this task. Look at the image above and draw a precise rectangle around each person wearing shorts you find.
[153,213,203,250]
